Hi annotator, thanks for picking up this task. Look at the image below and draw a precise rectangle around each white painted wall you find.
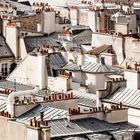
[71,71,84,83]
[70,8,79,25]
[79,9,88,26]
[19,38,28,59]
[100,53,115,66]
[128,108,140,126]
[7,54,47,89]
[48,76,71,92]
[2,19,9,37]
[103,102,140,127]
[115,23,128,35]
[125,37,135,60]
[42,11,56,34]
[116,14,136,34]
[84,54,99,64]
[85,73,106,93]
[88,10,98,32]
[124,71,140,90]
[6,26,18,57]
[27,127,42,140]
[92,33,124,64]
[71,81,80,90]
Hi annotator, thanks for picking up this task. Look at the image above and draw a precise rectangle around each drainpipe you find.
[122,35,126,60]
[7,85,40,117]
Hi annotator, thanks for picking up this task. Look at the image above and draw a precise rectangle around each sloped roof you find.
[0,80,33,91]
[0,36,14,58]
[19,1,31,6]
[87,45,111,56]
[49,118,136,138]
[103,87,140,109]
[67,90,97,107]
[49,53,67,70]
[24,36,62,53]
[63,62,116,74]
[17,104,67,123]
[2,0,31,11]
[82,62,116,74]
[63,63,81,71]
[0,96,7,112]
[73,29,92,45]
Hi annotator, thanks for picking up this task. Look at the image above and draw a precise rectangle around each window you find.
[1,63,8,77]
[100,57,105,65]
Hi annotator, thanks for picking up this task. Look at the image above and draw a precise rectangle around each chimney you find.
[124,63,140,90]
[5,21,19,58]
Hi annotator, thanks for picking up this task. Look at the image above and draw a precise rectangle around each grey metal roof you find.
[49,118,133,138]
[49,53,67,70]
[63,136,88,140]
[63,62,116,74]
[0,36,14,58]
[8,0,31,11]
[49,118,117,138]
[63,64,81,71]
[17,104,67,123]
[73,30,92,45]
[0,80,33,91]
[103,87,140,109]
[82,62,116,74]
[24,36,62,53]
[86,133,111,139]
[0,96,7,112]
[67,90,97,107]
[16,101,137,138]
[66,25,90,31]
[0,0,31,11]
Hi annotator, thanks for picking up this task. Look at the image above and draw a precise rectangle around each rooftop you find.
[0,35,14,58]
[103,87,140,109]
[0,0,31,11]
[49,118,137,138]
[24,36,62,53]
[0,80,33,91]
[87,45,112,56]
[73,29,92,46]
[0,96,7,112]
[17,104,67,123]
[67,90,97,107]
[48,53,67,70]
[63,62,117,74]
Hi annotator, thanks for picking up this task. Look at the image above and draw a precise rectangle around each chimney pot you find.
[68,108,71,114]
[78,107,80,113]
[120,102,123,109]
[68,94,71,99]
[71,92,73,98]
[59,95,61,99]
[37,121,40,127]
[101,104,104,110]
[62,94,64,99]
[40,112,44,122]
[30,119,33,126]
[45,120,48,126]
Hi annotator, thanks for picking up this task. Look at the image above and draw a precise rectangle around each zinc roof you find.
[103,87,140,109]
